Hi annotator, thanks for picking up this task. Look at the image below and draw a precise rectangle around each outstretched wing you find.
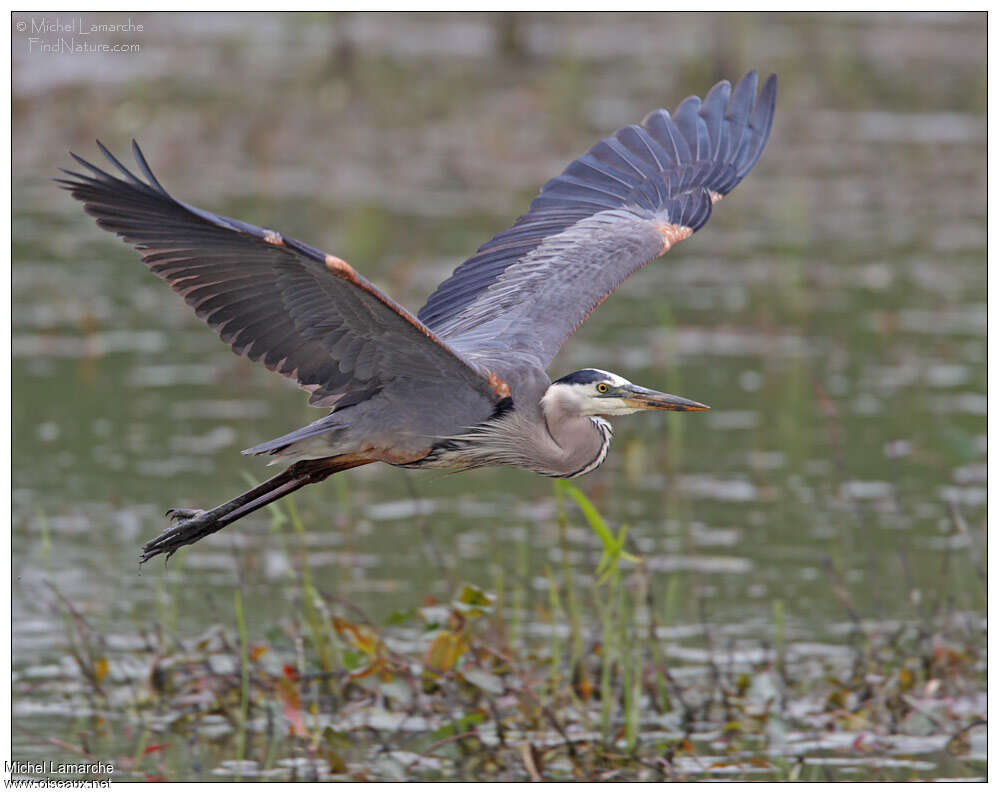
[418,71,777,369]
[59,142,502,409]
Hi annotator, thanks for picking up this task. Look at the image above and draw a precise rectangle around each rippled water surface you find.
[12,12,986,781]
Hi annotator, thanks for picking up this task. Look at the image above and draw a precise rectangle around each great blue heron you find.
[60,70,776,562]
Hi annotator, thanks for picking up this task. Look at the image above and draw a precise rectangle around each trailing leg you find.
[139,456,372,563]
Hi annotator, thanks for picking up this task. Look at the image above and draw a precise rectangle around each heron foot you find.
[164,507,204,522]
[141,509,217,564]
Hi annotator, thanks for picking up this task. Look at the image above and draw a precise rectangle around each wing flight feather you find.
[58,143,499,408]
[418,71,777,369]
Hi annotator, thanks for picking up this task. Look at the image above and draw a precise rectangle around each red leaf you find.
[276,677,307,738]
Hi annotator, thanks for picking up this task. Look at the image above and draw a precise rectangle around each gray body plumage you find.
[59,71,777,560]
[249,362,612,479]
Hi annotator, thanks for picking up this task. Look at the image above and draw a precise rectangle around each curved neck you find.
[542,402,613,478]
[454,397,613,478]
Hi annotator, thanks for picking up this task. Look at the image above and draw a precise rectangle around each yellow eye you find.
[596,383,609,393]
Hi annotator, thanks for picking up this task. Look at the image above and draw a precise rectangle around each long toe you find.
[165,507,204,521]
[141,512,218,564]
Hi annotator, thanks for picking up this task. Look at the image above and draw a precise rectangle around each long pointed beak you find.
[620,384,709,412]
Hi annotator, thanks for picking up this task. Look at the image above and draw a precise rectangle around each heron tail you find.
[139,455,373,563]
[241,413,344,457]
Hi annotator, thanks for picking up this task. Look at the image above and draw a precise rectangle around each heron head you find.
[543,369,709,418]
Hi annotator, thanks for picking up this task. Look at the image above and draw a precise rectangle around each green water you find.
[12,12,986,780]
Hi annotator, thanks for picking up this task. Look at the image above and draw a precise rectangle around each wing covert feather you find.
[418,71,777,369]
[58,143,499,408]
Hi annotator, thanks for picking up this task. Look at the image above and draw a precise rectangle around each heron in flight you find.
[60,71,776,562]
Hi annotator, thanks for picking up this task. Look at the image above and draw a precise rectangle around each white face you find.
[579,370,641,416]
[542,369,641,418]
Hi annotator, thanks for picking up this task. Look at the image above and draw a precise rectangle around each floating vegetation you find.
[14,487,985,782]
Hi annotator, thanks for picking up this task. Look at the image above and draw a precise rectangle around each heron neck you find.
[543,408,613,478]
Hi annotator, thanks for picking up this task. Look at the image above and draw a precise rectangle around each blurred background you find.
[12,12,986,781]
